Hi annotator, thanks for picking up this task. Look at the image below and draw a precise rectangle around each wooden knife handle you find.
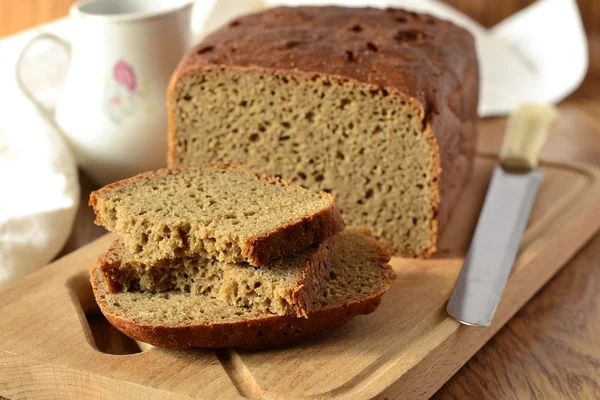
[500,104,559,170]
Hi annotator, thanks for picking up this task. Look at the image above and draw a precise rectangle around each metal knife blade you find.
[447,103,558,327]
[446,166,544,327]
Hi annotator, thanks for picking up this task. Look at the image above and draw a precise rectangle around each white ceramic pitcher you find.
[16,0,194,185]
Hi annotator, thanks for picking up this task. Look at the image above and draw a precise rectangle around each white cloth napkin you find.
[0,0,588,291]
[0,101,79,291]
[0,22,78,291]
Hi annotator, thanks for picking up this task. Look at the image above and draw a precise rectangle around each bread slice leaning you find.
[90,228,396,349]
[99,236,334,318]
[89,164,344,267]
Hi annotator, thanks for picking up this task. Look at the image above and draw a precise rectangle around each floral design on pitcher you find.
[103,60,151,124]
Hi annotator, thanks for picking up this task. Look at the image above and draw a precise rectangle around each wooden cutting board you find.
[1,155,600,400]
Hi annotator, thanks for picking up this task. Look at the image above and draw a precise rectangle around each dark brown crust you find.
[245,200,344,266]
[89,163,345,266]
[98,236,335,318]
[103,291,382,350]
[98,242,122,294]
[166,6,479,257]
[291,235,334,317]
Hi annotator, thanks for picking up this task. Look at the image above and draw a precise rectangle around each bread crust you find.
[102,290,382,350]
[90,164,345,266]
[245,199,344,266]
[98,240,123,293]
[166,6,479,257]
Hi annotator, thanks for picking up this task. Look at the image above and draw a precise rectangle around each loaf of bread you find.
[89,164,344,266]
[90,228,396,349]
[167,6,479,257]
[99,236,333,317]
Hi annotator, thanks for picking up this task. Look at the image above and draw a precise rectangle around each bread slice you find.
[89,164,344,266]
[167,7,478,258]
[90,228,396,349]
[99,236,334,318]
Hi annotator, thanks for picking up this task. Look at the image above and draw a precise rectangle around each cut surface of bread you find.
[167,6,479,257]
[100,237,334,317]
[90,228,396,349]
[89,164,344,266]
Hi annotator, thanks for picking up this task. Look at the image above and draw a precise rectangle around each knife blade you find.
[447,104,558,327]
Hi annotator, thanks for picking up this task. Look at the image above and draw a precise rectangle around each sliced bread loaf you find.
[90,228,396,349]
[89,164,344,266]
[99,236,334,317]
[167,7,478,257]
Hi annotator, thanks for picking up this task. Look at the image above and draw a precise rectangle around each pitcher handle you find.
[15,33,72,133]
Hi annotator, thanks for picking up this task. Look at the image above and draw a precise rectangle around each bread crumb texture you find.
[101,237,334,317]
[92,228,395,332]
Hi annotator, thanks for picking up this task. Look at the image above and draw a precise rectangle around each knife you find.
[447,104,559,327]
